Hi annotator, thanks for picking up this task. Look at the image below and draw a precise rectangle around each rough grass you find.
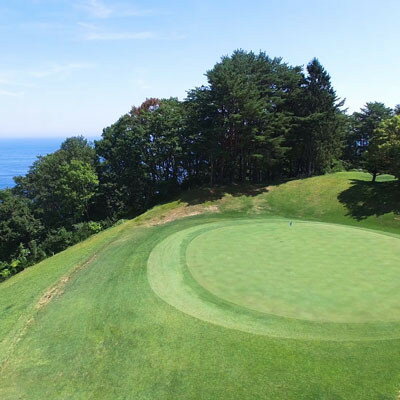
[255,172,400,233]
[0,171,400,399]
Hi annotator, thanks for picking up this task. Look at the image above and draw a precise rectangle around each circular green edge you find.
[147,218,400,341]
[186,221,400,324]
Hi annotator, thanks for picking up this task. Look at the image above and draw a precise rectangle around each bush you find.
[0,219,111,282]
[326,159,346,173]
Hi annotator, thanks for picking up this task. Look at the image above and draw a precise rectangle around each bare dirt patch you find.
[35,254,97,310]
[145,204,219,227]
[0,253,99,372]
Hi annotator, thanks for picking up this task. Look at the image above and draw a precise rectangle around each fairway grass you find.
[1,172,400,399]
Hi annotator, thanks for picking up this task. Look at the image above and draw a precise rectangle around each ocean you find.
[0,137,97,190]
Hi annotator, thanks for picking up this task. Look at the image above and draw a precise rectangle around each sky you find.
[0,0,399,138]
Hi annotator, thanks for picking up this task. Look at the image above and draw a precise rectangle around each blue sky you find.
[0,0,399,138]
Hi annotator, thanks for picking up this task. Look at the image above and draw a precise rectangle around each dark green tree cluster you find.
[344,102,399,179]
[186,53,346,183]
[94,51,346,217]
[345,102,393,167]
[0,50,398,281]
[95,97,187,217]
[363,115,400,181]
[0,137,103,280]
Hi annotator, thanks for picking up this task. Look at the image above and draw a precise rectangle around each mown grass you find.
[186,220,400,323]
[149,218,400,342]
[0,221,134,366]
[0,171,399,399]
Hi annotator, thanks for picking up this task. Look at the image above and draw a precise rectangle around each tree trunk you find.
[210,157,214,187]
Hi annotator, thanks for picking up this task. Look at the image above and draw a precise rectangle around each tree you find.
[60,136,98,165]
[136,98,186,193]
[364,115,400,181]
[346,102,393,167]
[187,50,303,184]
[95,98,187,217]
[57,159,99,219]
[288,58,346,176]
[375,116,400,179]
[0,190,43,263]
[14,136,98,227]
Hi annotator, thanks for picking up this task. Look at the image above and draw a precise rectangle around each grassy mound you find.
[1,171,400,399]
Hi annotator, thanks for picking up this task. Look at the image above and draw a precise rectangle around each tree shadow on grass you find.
[337,179,400,221]
[178,184,269,206]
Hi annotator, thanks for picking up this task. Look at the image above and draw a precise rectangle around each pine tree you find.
[289,58,346,176]
[188,50,303,184]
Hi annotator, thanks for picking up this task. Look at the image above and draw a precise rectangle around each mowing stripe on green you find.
[148,219,400,341]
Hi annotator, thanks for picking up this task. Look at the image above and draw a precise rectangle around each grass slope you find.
[0,171,399,399]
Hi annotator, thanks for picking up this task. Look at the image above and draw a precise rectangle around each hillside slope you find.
[0,171,399,400]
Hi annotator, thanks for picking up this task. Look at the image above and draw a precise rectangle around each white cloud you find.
[116,6,154,17]
[0,77,14,86]
[78,0,155,19]
[0,73,36,89]
[82,0,112,19]
[0,63,93,92]
[133,78,151,90]
[0,89,24,97]
[84,30,155,40]
[77,22,98,30]
[30,63,93,78]
[79,22,185,41]
[18,21,68,30]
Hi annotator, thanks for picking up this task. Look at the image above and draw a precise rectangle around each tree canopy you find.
[345,102,393,167]
[0,49,398,281]
[365,115,400,181]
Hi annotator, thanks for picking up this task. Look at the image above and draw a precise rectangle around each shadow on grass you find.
[178,184,269,205]
[338,179,400,220]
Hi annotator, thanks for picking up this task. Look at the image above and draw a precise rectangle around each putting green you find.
[148,219,400,340]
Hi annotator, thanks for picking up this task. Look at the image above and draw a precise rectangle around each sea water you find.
[0,138,68,189]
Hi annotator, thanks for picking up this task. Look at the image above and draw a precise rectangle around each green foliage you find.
[287,58,346,176]
[0,219,105,281]
[57,159,99,219]
[95,98,187,218]
[0,190,42,262]
[1,50,398,283]
[364,115,400,180]
[14,136,98,227]
[41,222,103,255]
[0,137,101,281]
[187,50,303,183]
[93,51,349,220]
[345,102,393,167]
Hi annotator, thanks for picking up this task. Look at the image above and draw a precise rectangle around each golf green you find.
[148,219,400,340]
